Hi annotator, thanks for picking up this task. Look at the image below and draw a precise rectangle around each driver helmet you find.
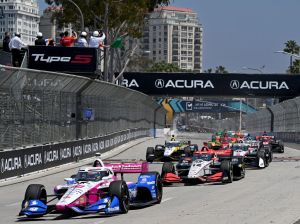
[93,159,102,167]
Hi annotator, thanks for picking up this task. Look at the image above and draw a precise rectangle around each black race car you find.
[146,140,198,162]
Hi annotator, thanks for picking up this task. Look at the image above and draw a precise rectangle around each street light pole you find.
[274,50,300,67]
[242,66,264,74]
[239,98,242,131]
[66,0,84,31]
[104,2,109,82]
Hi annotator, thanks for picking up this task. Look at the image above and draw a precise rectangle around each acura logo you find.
[230,80,240,89]
[155,79,165,88]
[1,158,4,173]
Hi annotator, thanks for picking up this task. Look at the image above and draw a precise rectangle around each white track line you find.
[5,202,19,207]
[161,197,174,203]
[91,221,105,224]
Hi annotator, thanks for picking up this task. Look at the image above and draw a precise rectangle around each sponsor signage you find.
[122,73,300,97]
[0,129,148,180]
[180,100,257,113]
[28,46,98,75]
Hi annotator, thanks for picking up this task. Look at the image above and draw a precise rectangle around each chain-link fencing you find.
[0,65,165,150]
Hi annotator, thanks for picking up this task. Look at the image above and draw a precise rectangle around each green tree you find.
[283,40,300,73]
[45,0,171,81]
[289,59,300,74]
[146,62,182,72]
[215,65,228,74]
[204,66,228,74]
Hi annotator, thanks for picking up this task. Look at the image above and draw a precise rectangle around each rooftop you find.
[155,6,194,13]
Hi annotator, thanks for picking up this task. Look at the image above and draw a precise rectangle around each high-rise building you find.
[0,0,40,45]
[142,6,203,72]
[39,7,72,44]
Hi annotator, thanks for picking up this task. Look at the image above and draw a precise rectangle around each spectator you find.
[3,32,11,52]
[35,32,46,46]
[60,30,77,47]
[48,39,55,46]
[8,32,27,67]
[76,31,88,47]
[89,30,106,48]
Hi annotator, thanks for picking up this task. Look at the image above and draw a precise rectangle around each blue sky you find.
[39,0,300,73]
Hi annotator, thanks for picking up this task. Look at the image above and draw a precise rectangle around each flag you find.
[111,37,123,48]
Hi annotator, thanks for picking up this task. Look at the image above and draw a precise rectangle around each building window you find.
[164,50,167,55]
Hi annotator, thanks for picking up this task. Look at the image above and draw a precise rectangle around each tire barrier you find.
[0,128,148,180]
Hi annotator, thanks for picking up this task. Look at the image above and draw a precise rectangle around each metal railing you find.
[0,65,165,150]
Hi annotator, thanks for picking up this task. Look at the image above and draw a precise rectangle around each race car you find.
[19,159,162,218]
[161,145,245,185]
[146,140,198,162]
[256,135,284,153]
[231,141,272,168]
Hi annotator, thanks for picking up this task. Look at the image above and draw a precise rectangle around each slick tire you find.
[22,184,47,209]
[141,172,163,204]
[221,160,233,184]
[22,184,47,217]
[161,162,175,178]
[184,146,192,157]
[109,180,129,214]
[146,147,155,163]
[257,150,267,168]
[280,145,285,153]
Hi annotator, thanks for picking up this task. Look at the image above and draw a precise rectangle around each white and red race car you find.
[19,158,162,218]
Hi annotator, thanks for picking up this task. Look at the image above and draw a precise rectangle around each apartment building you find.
[142,6,203,72]
[0,0,40,45]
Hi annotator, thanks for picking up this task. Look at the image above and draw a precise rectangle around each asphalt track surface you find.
[1,133,300,224]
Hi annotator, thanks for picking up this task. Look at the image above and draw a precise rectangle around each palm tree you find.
[146,62,182,72]
[215,65,228,74]
[289,59,300,74]
[283,40,300,68]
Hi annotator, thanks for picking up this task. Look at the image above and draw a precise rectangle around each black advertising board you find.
[0,129,148,180]
[122,72,300,97]
[28,46,97,74]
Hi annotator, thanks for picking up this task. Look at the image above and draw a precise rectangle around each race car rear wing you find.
[103,160,149,174]
[214,149,233,158]
[256,135,274,140]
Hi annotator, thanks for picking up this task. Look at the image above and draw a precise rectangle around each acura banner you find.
[0,129,148,180]
[28,46,98,75]
[122,72,300,97]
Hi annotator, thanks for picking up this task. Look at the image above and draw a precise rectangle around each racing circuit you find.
[1,133,300,224]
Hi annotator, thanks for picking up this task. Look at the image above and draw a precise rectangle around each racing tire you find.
[109,180,130,214]
[161,162,175,177]
[184,146,192,157]
[146,147,155,163]
[22,184,47,217]
[257,150,268,168]
[269,151,273,163]
[221,160,233,184]
[279,145,284,153]
[141,172,163,204]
